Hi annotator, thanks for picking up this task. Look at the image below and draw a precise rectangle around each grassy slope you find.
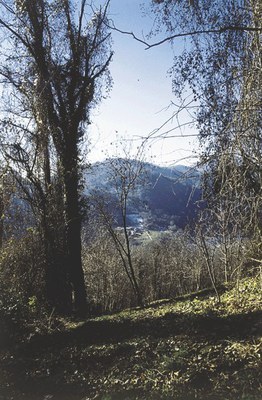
[0,276,261,400]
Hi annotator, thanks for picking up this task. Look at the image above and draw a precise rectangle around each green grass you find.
[0,276,261,400]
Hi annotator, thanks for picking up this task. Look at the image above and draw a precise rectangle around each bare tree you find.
[0,0,113,313]
[138,1,262,278]
[91,148,146,306]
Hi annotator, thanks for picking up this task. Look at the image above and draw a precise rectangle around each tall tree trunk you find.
[41,203,72,313]
[63,139,87,315]
[0,192,3,249]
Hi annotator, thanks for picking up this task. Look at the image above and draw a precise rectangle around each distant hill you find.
[84,160,203,230]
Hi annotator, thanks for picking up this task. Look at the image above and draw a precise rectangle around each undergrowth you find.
[0,276,261,400]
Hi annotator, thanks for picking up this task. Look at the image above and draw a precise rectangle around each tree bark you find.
[0,192,3,249]
[63,138,87,315]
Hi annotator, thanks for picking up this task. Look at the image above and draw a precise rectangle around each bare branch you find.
[107,20,262,49]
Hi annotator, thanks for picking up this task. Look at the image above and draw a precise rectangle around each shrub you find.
[0,229,46,322]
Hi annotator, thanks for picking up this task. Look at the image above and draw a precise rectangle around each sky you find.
[87,0,199,167]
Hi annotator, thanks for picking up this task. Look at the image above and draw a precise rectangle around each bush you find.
[0,229,46,322]
[82,228,136,314]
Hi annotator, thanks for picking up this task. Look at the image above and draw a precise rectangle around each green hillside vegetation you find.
[1,276,261,400]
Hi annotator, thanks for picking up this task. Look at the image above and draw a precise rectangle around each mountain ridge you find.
[84,159,202,230]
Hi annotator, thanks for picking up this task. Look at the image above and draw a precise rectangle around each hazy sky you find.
[88,0,199,166]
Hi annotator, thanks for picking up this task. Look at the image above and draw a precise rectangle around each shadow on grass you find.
[24,309,262,354]
[1,309,261,400]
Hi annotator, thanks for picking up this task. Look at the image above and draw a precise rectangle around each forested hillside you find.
[85,160,202,230]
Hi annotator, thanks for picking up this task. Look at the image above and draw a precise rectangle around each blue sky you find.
[88,0,199,166]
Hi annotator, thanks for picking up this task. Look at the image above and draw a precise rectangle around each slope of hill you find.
[84,160,202,230]
[0,276,261,399]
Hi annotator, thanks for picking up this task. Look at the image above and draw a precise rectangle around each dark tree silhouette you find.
[0,0,113,314]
